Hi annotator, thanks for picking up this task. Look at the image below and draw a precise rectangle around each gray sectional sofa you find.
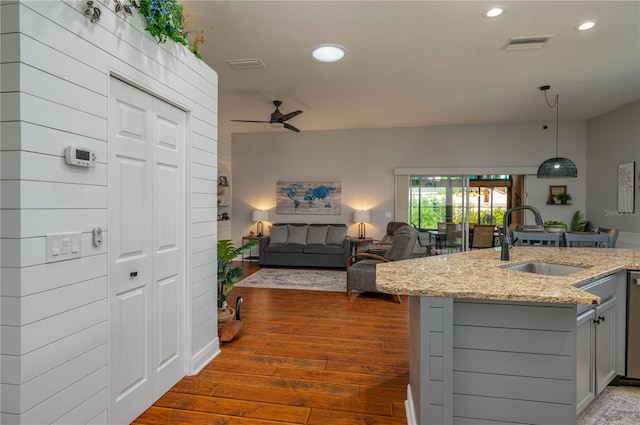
[259,223,351,268]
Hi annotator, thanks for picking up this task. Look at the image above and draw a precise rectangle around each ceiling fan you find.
[231,100,303,132]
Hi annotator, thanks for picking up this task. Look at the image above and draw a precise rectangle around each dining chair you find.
[445,222,463,253]
[597,227,619,247]
[565,232,613,248]
[412,224,437,256]
[471,225,495,249]
[512,231,560,247]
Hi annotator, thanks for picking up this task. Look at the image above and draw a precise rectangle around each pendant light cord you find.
[543,90,560,157]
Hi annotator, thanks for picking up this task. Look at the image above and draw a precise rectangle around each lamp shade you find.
[537,87,577,179]
[252,210,269,222]
[353,210,371,223]
[537,157,578,178]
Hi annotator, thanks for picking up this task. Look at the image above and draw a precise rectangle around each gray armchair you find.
[346,225,418,303]
[365,221,412,255]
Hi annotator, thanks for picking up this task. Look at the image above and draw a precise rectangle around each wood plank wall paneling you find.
[0,0,218,422]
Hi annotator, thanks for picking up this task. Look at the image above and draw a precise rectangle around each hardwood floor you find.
[134,262,640,424]
[134,263,410,424]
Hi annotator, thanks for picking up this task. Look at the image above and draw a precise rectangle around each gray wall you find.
[586,101,640,236]
[231,121,588,245]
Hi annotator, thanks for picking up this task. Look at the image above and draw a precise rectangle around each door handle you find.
[130,271,138,278]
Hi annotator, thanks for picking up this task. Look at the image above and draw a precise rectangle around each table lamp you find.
[353,210,371,239]
[252,209,269,237]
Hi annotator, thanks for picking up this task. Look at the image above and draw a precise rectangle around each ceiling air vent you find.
[503,36,553,51]
[227,58,266,70]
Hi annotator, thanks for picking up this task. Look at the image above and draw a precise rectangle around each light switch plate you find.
[47,232,81,263]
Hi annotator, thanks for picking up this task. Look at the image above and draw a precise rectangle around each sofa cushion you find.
[304,244,344,255]
[263,243,305,254]
[269,225,288,244]
[287,225,308,245]
[306,226,328,245]
[326,225,346,245]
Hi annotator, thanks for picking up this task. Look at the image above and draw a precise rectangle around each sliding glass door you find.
[409,175,470,253]
[408,175,514,253]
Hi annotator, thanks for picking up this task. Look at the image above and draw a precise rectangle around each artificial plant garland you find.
[131,0,188,46]
[83,0,202,57]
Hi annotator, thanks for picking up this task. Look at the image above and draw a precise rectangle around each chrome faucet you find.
[501,205,544,261]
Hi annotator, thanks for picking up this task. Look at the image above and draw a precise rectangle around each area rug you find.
[236,268,346,292]
[578,388,640,425]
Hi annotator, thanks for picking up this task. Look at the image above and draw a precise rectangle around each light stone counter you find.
[376,247,640,304]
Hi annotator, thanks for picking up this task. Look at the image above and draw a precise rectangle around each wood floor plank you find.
[273,367,408,390]
[141,265,410,424]
[244,331,386,349]
[306,408,408,425]
[169,379,221,396]
[392,402,408,418]
[196,369,360,397]
[214,383,393,416]
[324,361,409,378]
[207,351,327,371]
[164,409,231,425]
[155,392,310,423]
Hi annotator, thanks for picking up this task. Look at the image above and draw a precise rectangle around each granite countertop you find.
[376,247,640,305]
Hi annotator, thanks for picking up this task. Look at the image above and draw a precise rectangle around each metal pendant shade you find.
[537,87,578,178]
[537,157,578,178]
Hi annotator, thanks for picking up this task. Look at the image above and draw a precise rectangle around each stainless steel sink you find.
[504,262,586,276]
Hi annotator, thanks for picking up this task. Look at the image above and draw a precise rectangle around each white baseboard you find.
[617,231,640,248]
[405,383,417,425]
[190,338,220,375]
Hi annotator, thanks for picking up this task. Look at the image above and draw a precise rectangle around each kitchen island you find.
[376,247,640,425]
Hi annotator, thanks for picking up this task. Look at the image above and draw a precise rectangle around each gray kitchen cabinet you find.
[576,308,595,413]
[595,298,617,394]
[576,273,619,415]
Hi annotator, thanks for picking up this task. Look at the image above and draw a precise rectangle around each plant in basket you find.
[217,239,258,320]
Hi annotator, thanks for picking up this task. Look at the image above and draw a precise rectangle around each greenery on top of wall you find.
[133,0,188,46]
[84,0,203,58]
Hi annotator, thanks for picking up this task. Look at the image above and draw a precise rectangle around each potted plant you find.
[570,210,592,232]
[543,220,567,233]
[217,239,258,322]
[556,193,572,204]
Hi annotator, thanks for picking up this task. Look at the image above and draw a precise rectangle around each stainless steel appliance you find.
[625,271,640,382]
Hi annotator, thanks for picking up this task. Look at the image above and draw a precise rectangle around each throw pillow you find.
[307,226,328,244]
[269,225,288,244]
[326,225,346,245]
[286,225,308,245]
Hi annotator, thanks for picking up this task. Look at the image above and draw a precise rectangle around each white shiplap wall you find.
[0,1,219,423]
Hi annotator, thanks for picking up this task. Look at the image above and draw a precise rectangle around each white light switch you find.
[61,238,71,255]
[47,232,82,263]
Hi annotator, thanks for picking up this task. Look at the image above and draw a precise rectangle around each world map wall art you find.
[276,181,341,215]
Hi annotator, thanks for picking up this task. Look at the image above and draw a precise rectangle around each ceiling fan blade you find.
[279,110,303,122]
[283,123,301,133]
[230,120,271,123]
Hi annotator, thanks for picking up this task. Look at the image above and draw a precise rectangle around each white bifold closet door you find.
[108,77,186,424]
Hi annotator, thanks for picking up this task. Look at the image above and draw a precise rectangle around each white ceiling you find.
[183,1,640,134]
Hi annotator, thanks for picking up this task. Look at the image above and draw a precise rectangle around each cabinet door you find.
[576,308,596,414]
[595,297,617,394]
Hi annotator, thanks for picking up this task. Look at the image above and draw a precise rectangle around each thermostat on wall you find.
[65,146,96,167]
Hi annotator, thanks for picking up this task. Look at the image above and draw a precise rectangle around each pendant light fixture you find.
[537,85,578,178]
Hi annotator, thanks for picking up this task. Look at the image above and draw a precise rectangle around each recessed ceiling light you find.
[311,45,346,63]
[483,7,504,18]
[576,21,596,31]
